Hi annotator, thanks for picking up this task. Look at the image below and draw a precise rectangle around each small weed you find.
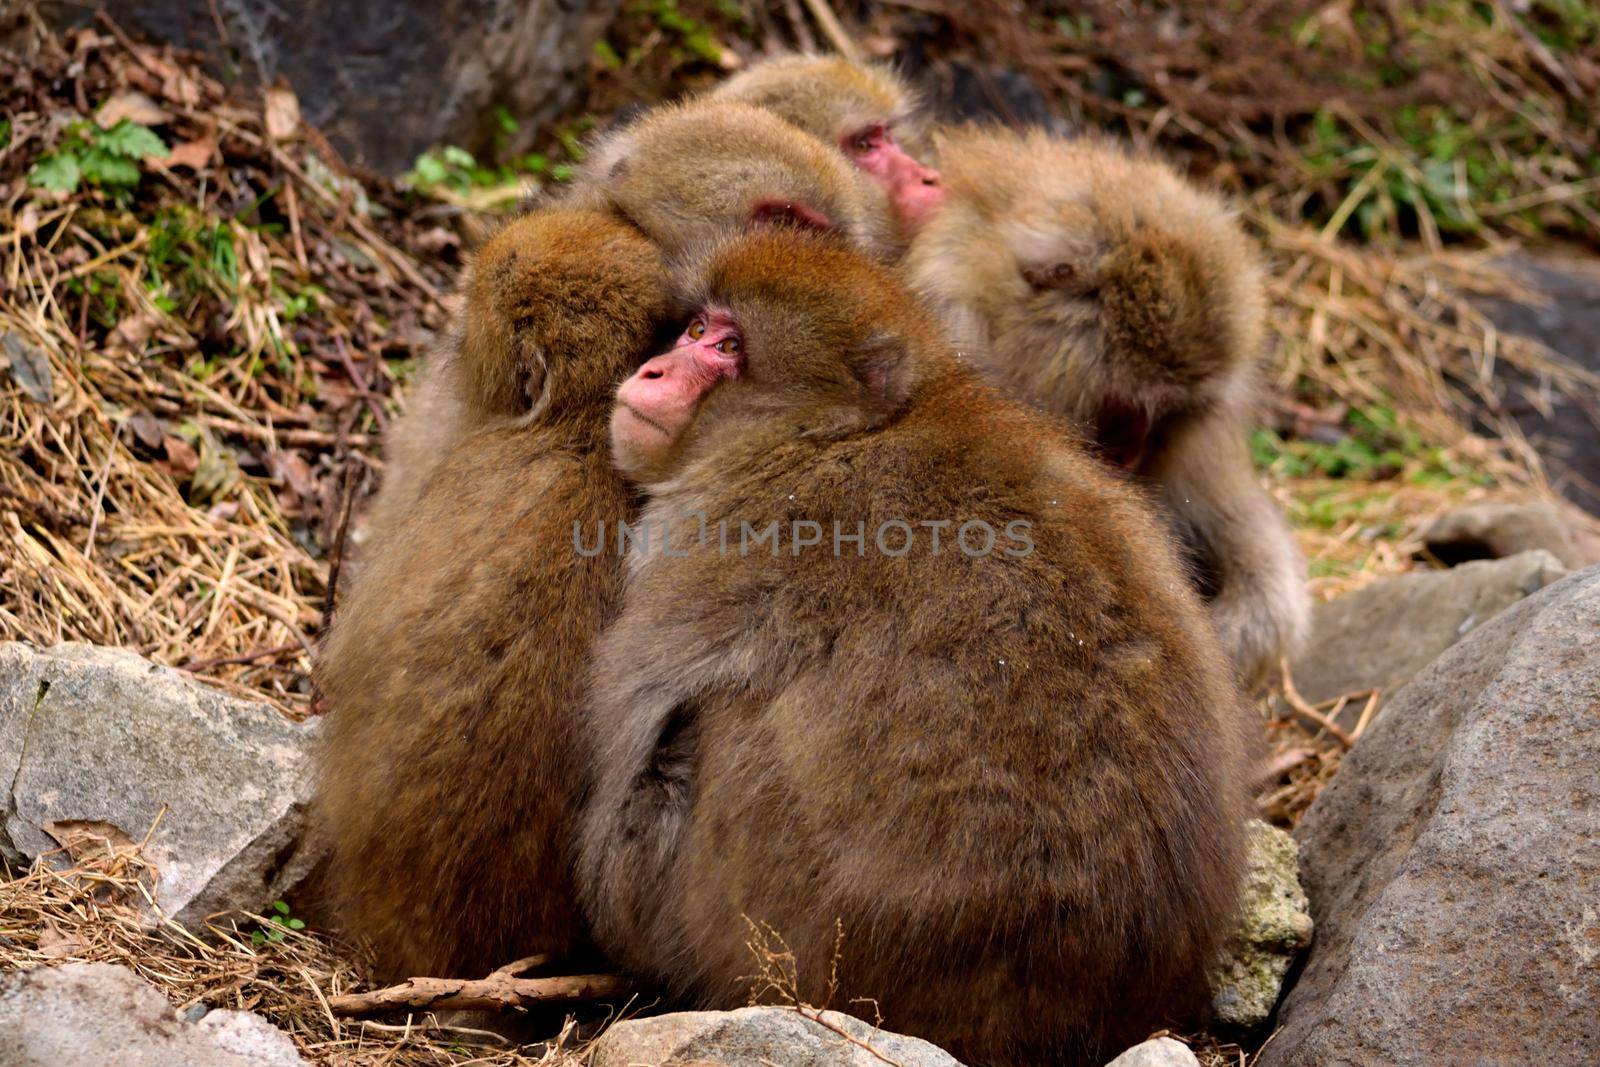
[251,899,306,946]
[633,0,725,64]
[29,119,168,197]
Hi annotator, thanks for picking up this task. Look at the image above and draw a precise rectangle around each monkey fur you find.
[362,99,892,550]
[906,126,1309,686]
[581,230,1252,1066]
[315,208,671,979]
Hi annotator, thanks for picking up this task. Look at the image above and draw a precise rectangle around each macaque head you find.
[462,209,672,425]
[906,128,1264,471]
[582,101,897,262]
[708,55,945,236]
[611,230,934,484]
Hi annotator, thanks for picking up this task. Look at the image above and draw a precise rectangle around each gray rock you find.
[0,962,306,1066]
[1474,254,1600,516]
[1286,551,1565,729]
[50,1,614,174]
[1259,565,1600,1067]
[1422,499,1600,571]
[0,642,318,927]
[1210,820,1313,1029]
[1105,1037,1202,1067]
[589,1006,966,1067]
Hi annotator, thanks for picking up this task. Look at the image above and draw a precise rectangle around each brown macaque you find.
[363,99,892,549]
[708,54,945,235]
[580,230,1252,1066]
[904,127,1309,687]
[315,208,671,980]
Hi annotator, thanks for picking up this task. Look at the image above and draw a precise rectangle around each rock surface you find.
[1210,820,1313,1029]
[0,642,318,927]
[1286,551,1565,728]
[51,1,612,173]
[1474,254,1600,516]
[1105,1037,1202,1067]
[0,962,306,1066]
[588,1006,966,1067]
[1422,499,1600,571]
[1259,565,1600,1066]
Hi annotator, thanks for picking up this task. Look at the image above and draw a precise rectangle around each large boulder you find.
[50,1,614,174]
[1285,551,1565,728]
[1105,1037,1201,1067]
[0,962,305,1066]
[1258,565,1600,1066]
[1422,498,1600,571]
[589,1006,966,1067]
[0,642,318,927]
[1209,820,1313,1030]
[1474,254,1600,516]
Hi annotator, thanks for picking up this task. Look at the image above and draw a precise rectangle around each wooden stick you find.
[1278,659,1355,749]
[801,0,862,64]
[328,956,630,1016]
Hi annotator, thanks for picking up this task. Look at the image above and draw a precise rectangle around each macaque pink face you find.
[844,124,945,232]
[612,309,745,475]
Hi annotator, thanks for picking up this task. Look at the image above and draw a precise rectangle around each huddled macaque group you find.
[316,51,1306,1067]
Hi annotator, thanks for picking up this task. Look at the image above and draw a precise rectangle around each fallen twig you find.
[1277,660,1355,749]
[327,956,631,1017]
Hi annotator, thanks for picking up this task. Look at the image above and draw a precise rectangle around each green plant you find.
[251,899,305,945]
[28,119,168,196]
[634,0,724,63]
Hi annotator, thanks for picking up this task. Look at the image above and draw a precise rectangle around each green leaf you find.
[441,145,475,168]
[287,918,305,930]
[593,39,622,70]
[80,149,142,188]
[272,900,290,915]
[29,152,82,192]
[409,153,448,187]
[96,120,169,160]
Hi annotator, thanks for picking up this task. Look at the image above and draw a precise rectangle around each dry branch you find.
[328,957,632,1016]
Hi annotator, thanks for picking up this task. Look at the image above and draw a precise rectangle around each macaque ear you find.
[1021,260,1099,298]
[852,330,915,413]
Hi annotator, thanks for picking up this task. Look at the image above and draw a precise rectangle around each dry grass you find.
[0,834,590,1064]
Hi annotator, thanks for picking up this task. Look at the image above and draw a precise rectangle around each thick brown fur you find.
[363,100,892,549]
[583,99,898,263]
[580,230,1253,1066]
[706,53,932,157]
[316,208,671,979]
[905,126,1309,686]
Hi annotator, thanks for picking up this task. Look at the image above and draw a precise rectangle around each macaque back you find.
[316,209,670,979]
[581,231,1252,1065]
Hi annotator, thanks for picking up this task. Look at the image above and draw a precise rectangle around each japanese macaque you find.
[904,127,1309,686]
[362,99,892,548]
[580,230,1251,1066]
[315,208,671,979]
[707,54,945,234]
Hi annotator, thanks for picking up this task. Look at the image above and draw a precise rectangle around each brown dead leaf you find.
[96,90,170,130]
[44,819,137,858]
[162,434,200,476]
[15,202,40,239]
[109,311,160,352]
[264,82,301,141]
[162,137,216,171]
[36,922,87,959]
[268,451,318,505]
[126,408,167,450]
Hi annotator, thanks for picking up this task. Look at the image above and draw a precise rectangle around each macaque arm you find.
[1149,411,1310,687]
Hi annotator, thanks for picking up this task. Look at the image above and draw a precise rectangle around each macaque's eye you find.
[714,336,742,356]
[849,126,884,155]
[688,319,707,339]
